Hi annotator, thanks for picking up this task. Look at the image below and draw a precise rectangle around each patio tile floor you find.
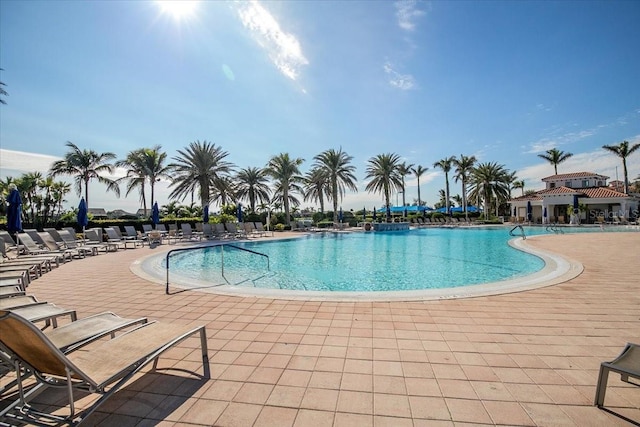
[4,231,639,426]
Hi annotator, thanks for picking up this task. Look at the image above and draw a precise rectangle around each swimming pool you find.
[164,227,560,293]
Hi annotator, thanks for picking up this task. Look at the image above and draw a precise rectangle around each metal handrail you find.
[509,225,526,240]
[165,243,270,294]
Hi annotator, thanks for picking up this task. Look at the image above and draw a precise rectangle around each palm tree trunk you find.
[332,180,338,223]
[417,178,421,207]
[622,158,629,194]
[444,173,450,214]
[84,178,90,210]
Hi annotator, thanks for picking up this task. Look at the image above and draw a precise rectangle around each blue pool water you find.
[166,226,581,292]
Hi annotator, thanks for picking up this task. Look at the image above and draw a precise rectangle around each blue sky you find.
[1,0,639,213]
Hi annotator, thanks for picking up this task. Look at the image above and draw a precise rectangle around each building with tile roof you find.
[509,172,639,224]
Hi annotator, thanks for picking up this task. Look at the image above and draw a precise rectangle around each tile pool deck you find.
[11,231,640,425]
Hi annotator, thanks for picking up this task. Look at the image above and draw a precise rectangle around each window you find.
[549,183,556,189]
[565,181,572,188]
[582,180,590,187]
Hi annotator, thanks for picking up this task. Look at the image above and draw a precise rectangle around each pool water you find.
[167,227,558,292]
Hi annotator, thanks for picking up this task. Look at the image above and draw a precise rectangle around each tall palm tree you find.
[468,162,509,219]
[51,181,71,219]
[602,140,640,194]
[21,172,42,224]
[397,162,414,208]
[117,146,171,216]
[235,166,271,212]
[312,148,358,223]
[303,167,329,213]
[411,165,428,207]
[433,156,456,214]
[453,154,476,220]
[364,153,403,222]
[265,153,304,226]
[512,180,525,196]
[49,141,120,210]
[211,176,236,207]
[168,141,234,211]
[537,148,573,175]
[0,68,8,105]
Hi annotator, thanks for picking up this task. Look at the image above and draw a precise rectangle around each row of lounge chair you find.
[0,287,208,425]
[411,217,476,227]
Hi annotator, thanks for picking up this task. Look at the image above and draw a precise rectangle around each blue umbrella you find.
[77,198,88,234]
[543,207,547,218]
[237,203,243,222]
[203,205,210,223]
[372,206,377,221]
[572,195,579,213]
[152,202,160,228]
[338,207,343,223]
[403,207,408,218]
[526,200,532,221]
[513,206,517,217]
[6,187,22,235]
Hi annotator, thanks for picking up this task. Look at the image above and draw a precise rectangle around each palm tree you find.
[364,153,403,221]
[537,148,573,175]
[313,148,358,223]
[265,153,304,226]
[51,181,71,219]
[21,172,42,224]
[411,165,428,208]
[303,167,329,213]
[211,176,236,207]
[49,141,120,210]
[0,68,8,105]
[453,154,476,220]
[602,140,640,194]
[512,180,525,196]
[469,162,509,219]
[397,162,414,208]
[433,156,456,214]
[168,141,234,211]
[235,167,271,212]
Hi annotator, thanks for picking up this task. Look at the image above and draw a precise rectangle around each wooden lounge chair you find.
[0,310,208,425]
[595,342,640,409]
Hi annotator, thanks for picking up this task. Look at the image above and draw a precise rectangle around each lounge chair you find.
[57,230,100,256]
[0,284,24,298]
[105,227,134,249]
[0,311,148,396]
[181,223,201,241]
[142,224,153,234]
[14,233,50,257]
[0,295,77,327]
[254,222,272,237]
[0,230,17,251]
[594,342,640,409]
[0,310,208,425]
[37,232,81,261]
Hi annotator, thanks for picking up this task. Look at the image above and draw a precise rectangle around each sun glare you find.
[157,0,199,20]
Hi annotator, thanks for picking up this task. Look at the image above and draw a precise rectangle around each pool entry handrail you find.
[509,225,526,240]
[165,243,270,294]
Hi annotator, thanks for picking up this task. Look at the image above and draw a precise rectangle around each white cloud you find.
[237,1,308,81]
[395,0,426,31]
[383,62,416,90]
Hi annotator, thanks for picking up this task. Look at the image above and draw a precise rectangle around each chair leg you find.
[595,364,610,407]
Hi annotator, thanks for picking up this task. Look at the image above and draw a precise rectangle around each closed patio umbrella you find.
[338,207,343,223]
[237,203,243,223]
[77,198,88,239]
[372,207,377,222]
[152,202,160,229]
[6,186,22,239]
[526,200,532,221]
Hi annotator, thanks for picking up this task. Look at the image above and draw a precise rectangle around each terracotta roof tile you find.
[541,172,609,181]
[580,187,630,198]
